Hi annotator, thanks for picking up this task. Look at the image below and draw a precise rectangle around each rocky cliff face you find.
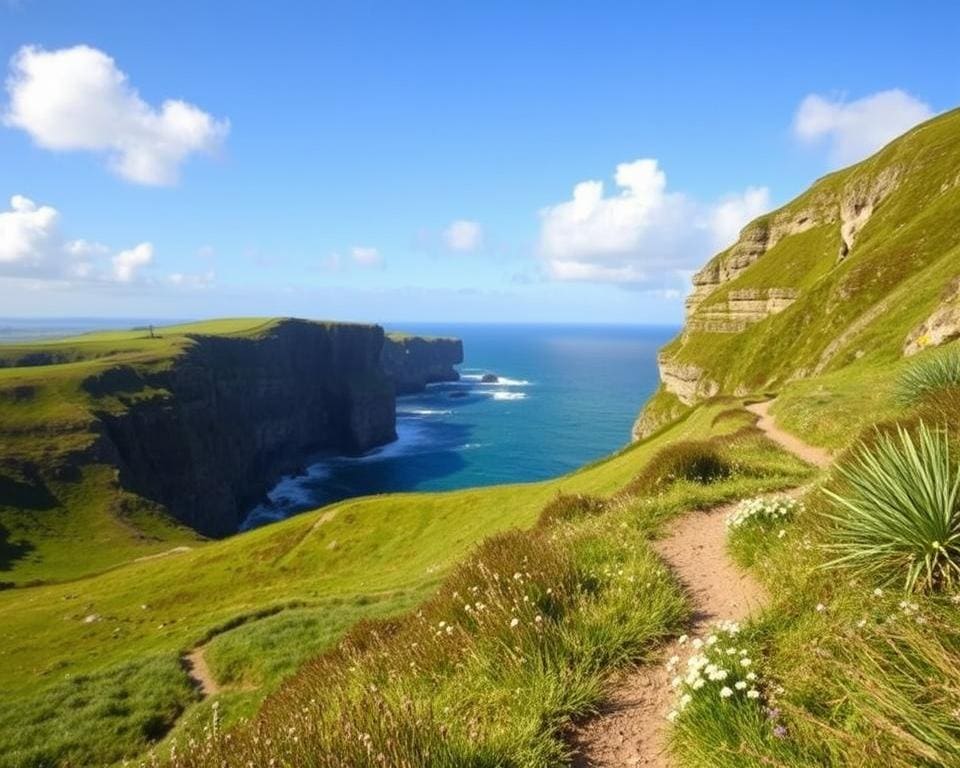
[381,335,463,394]
[89,320,397,537]
[633,108,960,440]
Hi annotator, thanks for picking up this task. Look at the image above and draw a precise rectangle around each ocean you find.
[244,324,676,528]
[0,319,675,529]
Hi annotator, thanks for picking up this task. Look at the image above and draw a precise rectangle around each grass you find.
[670,382,960,767]
[143,429,810,768]
[822,422,960,592]
[895,344,960,405]
[0,400,812,766]
[160,516,686,767]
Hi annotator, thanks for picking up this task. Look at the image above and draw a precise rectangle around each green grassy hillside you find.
[637,107,960,443]
[0,398,812,766]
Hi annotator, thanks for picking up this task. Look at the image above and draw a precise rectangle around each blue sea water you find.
[244,324,676,528]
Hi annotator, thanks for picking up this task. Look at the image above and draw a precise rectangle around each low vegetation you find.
[0,400,811,767]
[823,422,960,592]
[895,346,960,405]
[148,435,808,768]
[672,379,960,766]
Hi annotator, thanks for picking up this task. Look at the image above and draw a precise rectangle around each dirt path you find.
[570,401,829,767]
[183,645,220,697]
[746,400,832,469]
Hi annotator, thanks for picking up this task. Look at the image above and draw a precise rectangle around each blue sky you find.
[0,1,957,324]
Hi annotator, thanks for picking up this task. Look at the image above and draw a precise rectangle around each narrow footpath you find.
[570,401,828,766]
[183,645,220,697]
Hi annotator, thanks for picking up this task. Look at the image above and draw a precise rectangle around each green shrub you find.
[895,346,960,405]
[623,440,733,496]
[916,384,960,431]
[822,422,960,592]
[536,493,607,528]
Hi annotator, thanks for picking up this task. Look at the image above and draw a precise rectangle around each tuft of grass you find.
[0,653,195,768]
[536,492,608,528]
[623,440,733,496]
[822,422,960,592]
[895,345,960,405]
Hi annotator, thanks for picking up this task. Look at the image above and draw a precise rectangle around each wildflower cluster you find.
[666,620,762,722]
[725,495,801,531]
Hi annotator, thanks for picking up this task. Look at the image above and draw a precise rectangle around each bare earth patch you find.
[183,646,220,698]
[746,401,832,469]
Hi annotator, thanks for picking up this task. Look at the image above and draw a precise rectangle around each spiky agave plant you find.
[822,423,960,592]
[895,346,960,405]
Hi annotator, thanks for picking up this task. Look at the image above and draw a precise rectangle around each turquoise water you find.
[244,324,676,528]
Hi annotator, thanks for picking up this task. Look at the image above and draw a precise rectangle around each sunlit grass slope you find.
[669,349,960,768]
[0,399,813,767]
[640,107,960,442]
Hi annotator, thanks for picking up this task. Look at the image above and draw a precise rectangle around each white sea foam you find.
[490,376,530,386]
[490,391,527,401]
[398,408,453,416]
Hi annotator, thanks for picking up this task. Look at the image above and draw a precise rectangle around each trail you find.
[745,400,832,469]
[570,401,829,767]
[183,645,220,697]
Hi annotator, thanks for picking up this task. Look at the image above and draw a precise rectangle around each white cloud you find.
[0,194,155,282]
[0,194,58,268]
[112,242,153,282]
[538,159,769,287]
[350,246,383,268]
[4,45,229,185]
[707,187,771,250]
[793,89,933,166]
[443,219,483,252]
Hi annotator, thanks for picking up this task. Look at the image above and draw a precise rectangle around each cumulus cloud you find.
[708,187,771,250]
[4,45,229,185]
[0,194,157,283]
[112,242,153,282]
[443,219,483,252]
[538,159,769,288]
[0,194,59,269]
[350,246,383,268]
[793,89,934,166]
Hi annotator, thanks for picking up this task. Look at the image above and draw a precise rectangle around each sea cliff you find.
[381,333,463,394]
[88,320,397,536]
[633,108,960,440]
[0,318,465,545]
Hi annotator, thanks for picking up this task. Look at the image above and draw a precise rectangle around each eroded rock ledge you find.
[381,334,463,394]
[904,277,960,356]
[687,288,799,333]
[634,166,902,439]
